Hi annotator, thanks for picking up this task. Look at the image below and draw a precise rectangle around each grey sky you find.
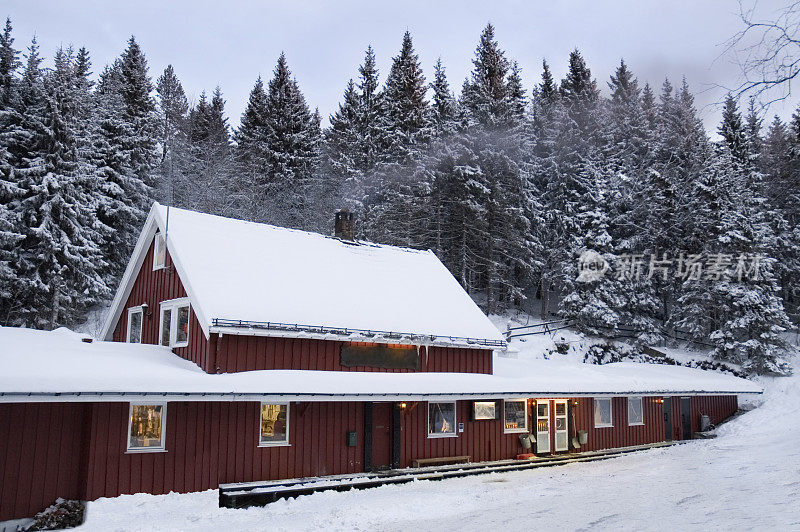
[4,0,797,135]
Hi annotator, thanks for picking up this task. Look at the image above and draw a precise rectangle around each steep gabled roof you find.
[101,203,505,348]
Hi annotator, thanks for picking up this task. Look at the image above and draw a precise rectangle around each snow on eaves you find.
[105,203,505,348]
[0,327,762,401]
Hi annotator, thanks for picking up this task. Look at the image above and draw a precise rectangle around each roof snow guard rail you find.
[211,318,507,348]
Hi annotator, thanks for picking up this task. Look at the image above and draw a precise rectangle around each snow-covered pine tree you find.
[180,87,234,215]
[154,64,188,202]
[429,58,458,137]
[719,93,748,165]
[116,37,158,192]
[362,32,431,248]
[262,53,320,229]
[9,42,108,328]
[0,18,24,322]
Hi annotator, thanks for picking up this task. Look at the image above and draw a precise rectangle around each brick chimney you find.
[334,209,355,240]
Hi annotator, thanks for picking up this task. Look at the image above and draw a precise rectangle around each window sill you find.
[504,428,529,434]
[628,422,645,426]
[153,265,165,271]
[172,342,189,349]
[258,442,291,448]
[427,433,458,439]
[594,424,613,429]
[126,448,167,454]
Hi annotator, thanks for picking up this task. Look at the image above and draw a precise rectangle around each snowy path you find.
[79,374,800,531]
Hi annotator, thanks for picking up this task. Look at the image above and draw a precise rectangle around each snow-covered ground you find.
[74,318,797,531]
[77,371,798,531]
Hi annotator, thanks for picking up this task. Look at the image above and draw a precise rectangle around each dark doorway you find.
[663,397,672,441]
[371,403,393,469]
[680,397,692,440]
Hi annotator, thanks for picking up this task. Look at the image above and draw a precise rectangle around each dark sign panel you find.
[340,344,420,370]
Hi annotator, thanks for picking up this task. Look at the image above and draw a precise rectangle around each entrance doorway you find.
[371,403,393,469]
[535,401,550,453]
[663,397,672,441]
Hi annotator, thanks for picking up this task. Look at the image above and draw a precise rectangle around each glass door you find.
[535,401,550,453]
[554,400,569,451]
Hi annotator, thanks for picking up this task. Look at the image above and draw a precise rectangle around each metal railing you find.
[211,318,508,348]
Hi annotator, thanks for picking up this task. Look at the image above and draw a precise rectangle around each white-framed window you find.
[628,396,644,425]
[594,398,613,428]
[159,297,190,348]
[259,403,290,447]
[127,402,167,452]
[503,399,528,433]
[428,401,457,438]
[153,232,166,270]
[126,306,144,343]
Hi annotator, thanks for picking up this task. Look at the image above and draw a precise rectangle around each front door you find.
[535,401,550,453]
[372,403,393,469]
[554,400,569,451]
[680,397,692,440]
[663,397,672,441]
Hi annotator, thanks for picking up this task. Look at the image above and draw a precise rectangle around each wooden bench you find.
[411,455,470,468]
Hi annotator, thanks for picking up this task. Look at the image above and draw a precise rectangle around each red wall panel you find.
[214,337,493,375]
[112,238,210,371]
[0,403,89,521]
[83,401,364,501]
[398,400,526,467]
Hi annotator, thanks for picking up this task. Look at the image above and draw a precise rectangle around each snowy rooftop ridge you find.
[0,327,762,401]
[101,203,506,347]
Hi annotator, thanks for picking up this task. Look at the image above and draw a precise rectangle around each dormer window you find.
[153,232,166,270]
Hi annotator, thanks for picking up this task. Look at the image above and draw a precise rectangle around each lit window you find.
[504,399,528,433]
[127,403,166,452]
[594,398,613,428]
[628,397,644,425]
[153,232,166,270]
[259,403,290,446]
[159,298,190,348]
[127,307,143,343]
[428,402,457,438]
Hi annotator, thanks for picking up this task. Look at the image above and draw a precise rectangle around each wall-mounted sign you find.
[458,422,464,433]
[471,401,497,421]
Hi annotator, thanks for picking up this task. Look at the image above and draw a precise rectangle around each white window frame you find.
[258,402,291,447]
[126,306,144,343]
[628,396,644,426]
[126,402,167,453]
[159,297,190,348]
[594,398,614,428]
[427,401,458,438]
[503,399,529,434]
[153,232,166,270]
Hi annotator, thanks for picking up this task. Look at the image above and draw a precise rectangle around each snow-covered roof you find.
[101,203,505,348]
[0,327,762,402]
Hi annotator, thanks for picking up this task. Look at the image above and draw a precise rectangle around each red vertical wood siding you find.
[399,400,525,466]
[214,338,492,375]
[0,394,740,521]
[570,397,664,452]
[0,403,88,521]
[83,401,364,501]
[111,238,210,371]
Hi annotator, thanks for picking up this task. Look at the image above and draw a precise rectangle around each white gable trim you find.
[100,203,211,341]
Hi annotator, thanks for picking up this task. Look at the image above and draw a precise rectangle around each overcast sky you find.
[4,0,796,135]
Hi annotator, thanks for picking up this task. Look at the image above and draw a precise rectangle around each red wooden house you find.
[0,204,760,522]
